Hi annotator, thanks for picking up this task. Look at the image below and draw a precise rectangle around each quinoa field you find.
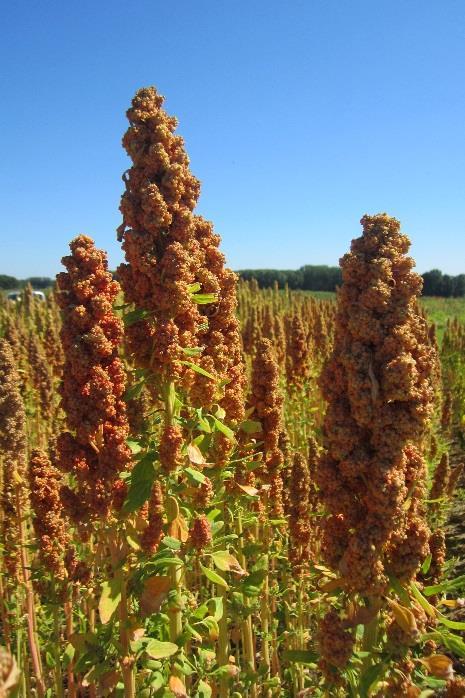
[2,87,465,698]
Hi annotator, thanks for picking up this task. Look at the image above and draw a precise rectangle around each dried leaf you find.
[187,442,205,465]
[169,674,188,697]
[140,575,171,616]
[419,654,454,680]
[212,551,246,576]
[169,513,189,543]
[237,484,259,497]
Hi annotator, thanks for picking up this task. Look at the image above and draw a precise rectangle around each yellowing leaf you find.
[319,578,344,593]
[212,551,246,576]
[165,496,180,522]
[386,598,418,637]
[439,599,460,608]
[99,575,122,625]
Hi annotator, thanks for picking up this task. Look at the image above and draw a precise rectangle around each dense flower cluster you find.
[318,610,354,678]
[286,314,310,388]
[117,87,245,422]
[189,514,212,551]
[28,449,68,580]
[55,235,132,519]
[317,214,436,595]
[430,452,451,505]
[288,452,312,573]
[141,482,164,554]
[27,332,53,421]
[0,339,27,576]
[250,338,284,514]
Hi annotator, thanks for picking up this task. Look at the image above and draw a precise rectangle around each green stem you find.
[119,573,136,698]
[217,584,230,698]
[16,485,46,698]
[235,513,256,695]
[361,604,379,678]
[53,604,64,698]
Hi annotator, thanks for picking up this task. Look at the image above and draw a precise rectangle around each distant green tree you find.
[24,277,54,289]
[0,275,19,290]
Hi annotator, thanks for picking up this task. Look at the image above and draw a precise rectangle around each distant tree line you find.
[238,265,465,297]
[0,275,54,290]
[2,267,464,297]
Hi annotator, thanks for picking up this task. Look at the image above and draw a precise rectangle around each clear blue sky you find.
[2,0,465,277]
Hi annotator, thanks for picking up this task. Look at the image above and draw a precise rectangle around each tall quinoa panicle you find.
[117,87,204,388]
[117,87,245,419]
[0,339,27,576]
[28,449,68,581]
[317,214,436,596]
[55,235,131,520]
[288,452,312,574]
[250,338,284,515]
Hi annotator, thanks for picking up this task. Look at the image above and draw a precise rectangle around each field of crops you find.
[1,87,465,698]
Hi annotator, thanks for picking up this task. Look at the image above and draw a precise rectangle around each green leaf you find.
[282,649,318,665]
[181,346,204,357]
[127,439,142,455]
[424,630,465,657]
[99,575,122,624]
[240,419,263,434]
[245,569,267,587]
[197,615,219,639]
[123,308,153,327]
[148,672,165,691]
[212,417,236,443]
[196,412,212,433]
[185,623,203,642]
[211,551,231,572]
[200,563,229,589]
[124,380,145,401]
[358,662,386,698]
[437,614,465,630]
[161,536,182,551]
[421,554,432,575]
[207,596,224,621]
[185,467,206,485]
[211,521,225,537]
[191,293,218,305]
[180,361,216,380]
[62,643,75,669]
[410,582,436,618]
[423,574,465,596]
[122,454,157,513]
[388,575,411,606]
[187,282,201,293]
[196,679,213,698]
[214,405,226,420]
[145,639,179,659]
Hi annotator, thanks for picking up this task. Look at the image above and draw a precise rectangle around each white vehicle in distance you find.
[6,290,46,303]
